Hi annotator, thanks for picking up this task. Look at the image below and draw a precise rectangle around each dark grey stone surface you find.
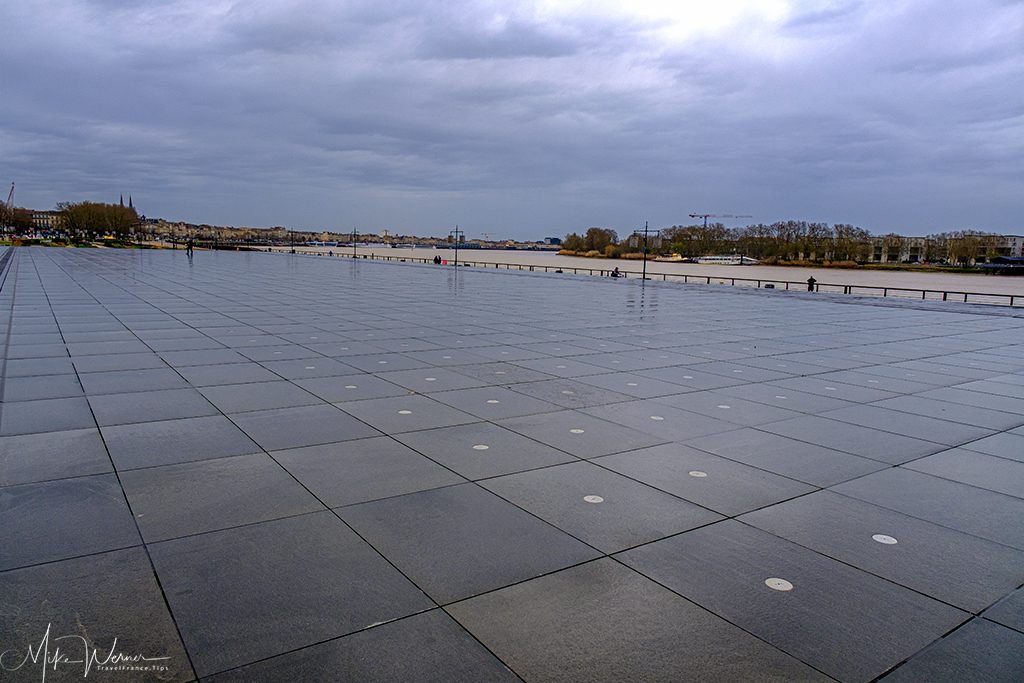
[0,428,112,486]
[335,394,480,434]
[447,558,832,683]
[273,436,465,507]
[101,415,262,470]
[393,422,575,479]
[0,474,141,570]
[120,452,325,541]
[598,442,816,516]
[984,586,1024,633]
[878,618,1024,682]
[480,460,722,552]
[148,511,432,677]
[0,548,195,682]
[687,427,885,487]
[5,247,1023,682]
[620,520,969,682]
[833,467,1024,550]
[338,483,600,603]
[740,490,1024,612]
[229,403,382,450]
[0,396,96,435]
[498,410,668,458]
[204,610,519,683]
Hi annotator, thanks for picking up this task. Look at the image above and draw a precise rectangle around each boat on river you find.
[696,254,759,265]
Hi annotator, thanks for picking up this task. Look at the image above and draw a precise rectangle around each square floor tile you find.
[498,410,668,459]
[338,484,600,603]
[0,396,96,435]
[582,400,740,442]
[258,357,357,379]
[429,385,558,420]
[101,415,261,470]
[176,362,281,386]
[656,391,803,426]
[821,405,996,447]
[481,461,722,553]
[4,357,76,377]
[878,618,1024,683]
[148,511,432,677]
[687,427,885,487]
[0,474,141,570]
[961,432,1024,463]
[508,378,633,409]
[575,371,692,399]
[72,352,169,373]
[231,404,382,451]
[293,374,408,402]
[2,374,84,401]
[88,388,219,426]
[450,361,553,385]
[740,490,1024,612]
[905,449,1024,499]
[78,367,191,395]
[833,468,1024,551]
[273,436,465,507]
[984,586,1024,633]
[597,442,816,516]
[120,453,325,541]
[377,367,487,393]
[336,395,479,434]
[394,422,575,480]
[199,380,323,413]
[0,428,112,486]
[204,609,519,683]
[760,415,947,464]
[620,520,968,683]
[0,548,194,682]
[447,558,831,683]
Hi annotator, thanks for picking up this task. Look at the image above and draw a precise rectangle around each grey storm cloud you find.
[1,0,1021,238]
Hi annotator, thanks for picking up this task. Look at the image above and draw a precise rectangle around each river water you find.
[289,246,1024,299]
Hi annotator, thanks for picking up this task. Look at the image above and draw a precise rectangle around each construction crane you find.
[689,213,752,228]
[5,183,13,210]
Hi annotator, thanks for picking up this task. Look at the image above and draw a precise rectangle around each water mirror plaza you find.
[2,246,1023,682]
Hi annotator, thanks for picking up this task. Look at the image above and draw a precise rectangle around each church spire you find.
[128,195,133,209]
[120,194,124,206]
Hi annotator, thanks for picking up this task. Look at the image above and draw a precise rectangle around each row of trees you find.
[56,202,139,241]
[563,222,1009,265]
[0,204,35,233]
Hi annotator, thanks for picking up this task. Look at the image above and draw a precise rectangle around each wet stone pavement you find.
[1,246,1023,682]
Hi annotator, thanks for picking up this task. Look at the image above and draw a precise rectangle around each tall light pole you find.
[352,228,358,258]
[450,226,463,269]
[634,222,651,280]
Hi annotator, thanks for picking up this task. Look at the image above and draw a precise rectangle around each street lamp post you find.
[450,226,463,269]
[639,221,651,281]
[352,228,358,258]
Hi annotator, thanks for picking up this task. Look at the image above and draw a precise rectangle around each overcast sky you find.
[3,0,1021,239]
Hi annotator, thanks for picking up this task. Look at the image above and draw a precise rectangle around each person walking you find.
[807,276,816,291]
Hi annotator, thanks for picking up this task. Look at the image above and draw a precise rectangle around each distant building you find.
[628,233,662,249]
[32,210,61,231]
[543,237,561,245]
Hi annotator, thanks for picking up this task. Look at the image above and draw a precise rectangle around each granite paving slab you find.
[620,520,968,683]
[447,558,832,683]
[338,483,600,604]
[4,247,1024,682]
[148,511,432,678]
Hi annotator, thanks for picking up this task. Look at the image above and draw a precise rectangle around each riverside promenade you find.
[1,246,1023,682]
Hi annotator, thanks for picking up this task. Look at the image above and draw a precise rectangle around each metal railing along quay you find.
[285,250,1023,308]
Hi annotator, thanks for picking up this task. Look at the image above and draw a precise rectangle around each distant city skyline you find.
[3,1,1021,241]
